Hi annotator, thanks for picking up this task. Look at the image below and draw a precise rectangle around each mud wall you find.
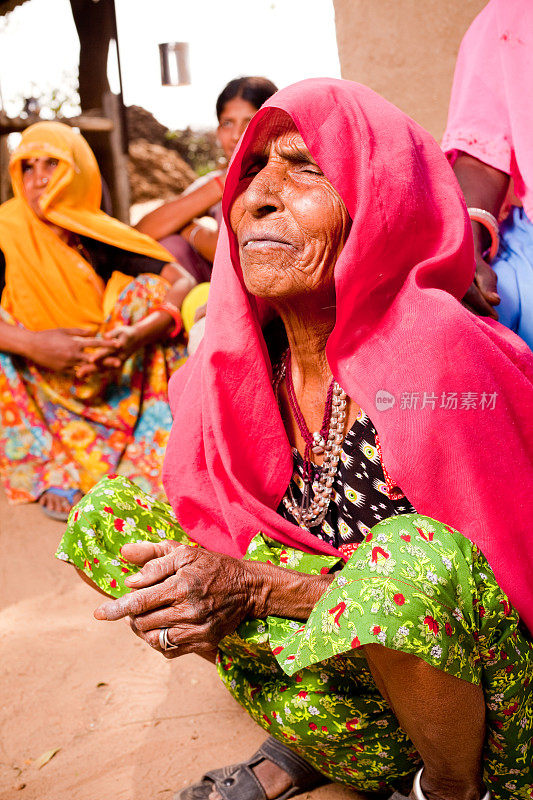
[332,0,486,140]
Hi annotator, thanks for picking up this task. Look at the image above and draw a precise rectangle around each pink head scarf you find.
[163,78,533,631]
[442,0,533,220]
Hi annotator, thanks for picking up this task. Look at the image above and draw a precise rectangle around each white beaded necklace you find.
[272,355,347,529]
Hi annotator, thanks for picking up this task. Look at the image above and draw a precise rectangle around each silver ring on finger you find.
[158,627,179,651]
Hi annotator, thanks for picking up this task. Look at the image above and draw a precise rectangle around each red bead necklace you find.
[284,349,335,485]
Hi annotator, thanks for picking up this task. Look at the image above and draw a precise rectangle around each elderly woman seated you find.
[0,122,194,519]
[58,80,533,799]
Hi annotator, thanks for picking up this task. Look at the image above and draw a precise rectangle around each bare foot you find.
[208,759,293,800]
[39,490,83,516]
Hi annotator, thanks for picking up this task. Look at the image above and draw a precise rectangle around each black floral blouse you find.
[277,408,416,556]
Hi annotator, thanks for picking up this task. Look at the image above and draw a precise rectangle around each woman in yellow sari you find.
[0,121,194,519]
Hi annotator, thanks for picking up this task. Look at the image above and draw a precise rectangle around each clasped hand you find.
[94,541,257,661]
[76,325,141,378]
[30,327,119,373]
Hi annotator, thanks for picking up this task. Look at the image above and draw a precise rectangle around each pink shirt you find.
[442,0,533,221]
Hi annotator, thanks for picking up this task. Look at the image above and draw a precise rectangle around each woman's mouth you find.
[241,234,296,251]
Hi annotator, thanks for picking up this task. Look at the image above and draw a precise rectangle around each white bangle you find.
[467,207,500,262]
[189,224,201,251]
[413,769,491,800]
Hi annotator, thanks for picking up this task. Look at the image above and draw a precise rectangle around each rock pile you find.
[126,105,224,204]
[128,139,196,204]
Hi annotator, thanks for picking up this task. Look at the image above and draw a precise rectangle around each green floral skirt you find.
[57,476,533,798]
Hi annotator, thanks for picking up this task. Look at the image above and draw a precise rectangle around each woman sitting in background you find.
[59,80,532,798]
[0,121,194,519]
[136,76,277,330]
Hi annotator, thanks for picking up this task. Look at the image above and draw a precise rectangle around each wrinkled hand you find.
[29,328,117,372]
[462,256,500,319]
[94,541,256,660]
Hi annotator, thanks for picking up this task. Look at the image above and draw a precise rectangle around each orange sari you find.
[0,122,186,503]
[0,121,172,331]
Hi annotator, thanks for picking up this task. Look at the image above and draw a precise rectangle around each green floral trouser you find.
[57,476,533,798]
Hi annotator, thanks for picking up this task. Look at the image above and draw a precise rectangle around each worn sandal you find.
[175,736,328,800]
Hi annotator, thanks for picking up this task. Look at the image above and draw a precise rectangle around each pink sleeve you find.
[441,0,512,176]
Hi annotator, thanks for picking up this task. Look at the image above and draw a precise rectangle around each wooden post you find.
[0,135,11,205]
[102,91,130,223]
[69,0,130,221]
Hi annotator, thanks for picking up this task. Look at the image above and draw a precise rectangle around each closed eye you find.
[241,160,265,179]
[298,165,323,175]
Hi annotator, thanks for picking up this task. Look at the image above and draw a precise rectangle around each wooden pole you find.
[102,92,130,223]
[69,0,130,221]
[0,135,11,204]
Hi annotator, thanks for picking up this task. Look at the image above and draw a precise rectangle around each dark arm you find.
[94,541,335,661]
[78,243,197,374]
[180,222,219,263]
[452,153,510,318]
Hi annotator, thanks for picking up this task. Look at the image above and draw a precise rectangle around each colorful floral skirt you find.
[57,476,533,798]
[0,276,187,503]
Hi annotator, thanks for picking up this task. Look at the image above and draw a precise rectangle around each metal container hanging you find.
[159,42,191,86]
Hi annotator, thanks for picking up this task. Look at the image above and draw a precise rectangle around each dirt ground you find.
[0,490,362,800]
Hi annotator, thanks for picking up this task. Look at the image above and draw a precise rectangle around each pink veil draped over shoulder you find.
[163,79,533,631]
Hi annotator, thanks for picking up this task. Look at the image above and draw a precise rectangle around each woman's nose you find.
[242,166,284,217]
[235,121,248,142]
[34,163,49,187]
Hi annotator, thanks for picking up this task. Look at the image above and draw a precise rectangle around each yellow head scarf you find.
[0,121,172,331]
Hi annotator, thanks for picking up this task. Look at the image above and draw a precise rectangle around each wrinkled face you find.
[229,116,350,303]
[217,97,260,161]
[21,156,58,218]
